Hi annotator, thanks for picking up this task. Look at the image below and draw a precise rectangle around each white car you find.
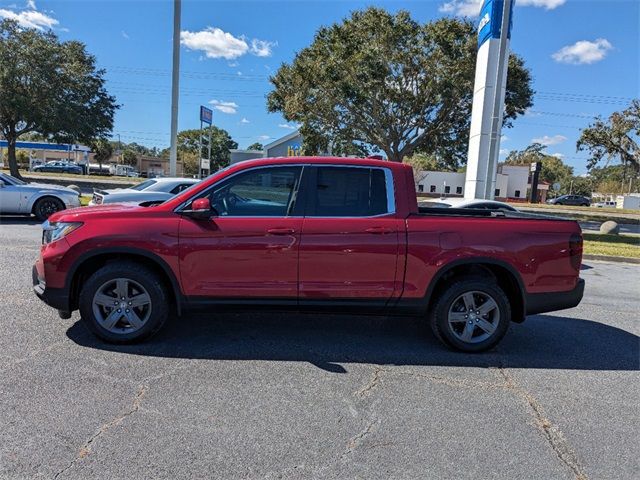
[0,173,81,220]
[89,177,199,206]
[419,198,517,211]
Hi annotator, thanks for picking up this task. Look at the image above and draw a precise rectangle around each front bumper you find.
[525,278,585,315]
[32,265,70,311]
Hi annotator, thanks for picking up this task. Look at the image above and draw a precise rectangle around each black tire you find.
[429,278,511,353]
[33,196,65,220]
[79,262,169,344]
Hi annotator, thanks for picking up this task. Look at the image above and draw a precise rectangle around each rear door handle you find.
[267,228,295,235]
[365,226,393,234]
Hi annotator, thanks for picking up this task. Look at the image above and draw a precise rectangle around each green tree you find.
[122,149,138,167]
[267,8,533,165]
[577,99,640,176]
[589,164,639,194]
[247,142,264,151]
[90,138,113,171]
[0,19,117,178]
[505,143,574,188]
[161,126,238,170]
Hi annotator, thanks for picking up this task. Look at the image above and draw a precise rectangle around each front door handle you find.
[267,228,295,235]
[365,226,393,234]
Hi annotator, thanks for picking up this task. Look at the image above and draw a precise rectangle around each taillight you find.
[569,233,583,270]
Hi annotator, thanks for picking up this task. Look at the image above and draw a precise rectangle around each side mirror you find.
[181,197,217,220]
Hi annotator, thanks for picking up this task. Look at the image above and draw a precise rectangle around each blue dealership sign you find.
[477,0,514,48]
[200,106,213,125]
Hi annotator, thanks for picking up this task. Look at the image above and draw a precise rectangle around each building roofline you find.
[263,130,300,150]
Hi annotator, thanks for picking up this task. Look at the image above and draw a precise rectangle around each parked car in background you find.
[35,157,584,353]
[110,164,140,177]
[594,200,617,208]
[33,161,83,175]
[419,198,517,211]
[87,164,112,176]
[546,195,591,207]
[0,173,80,220]
[89,177,199,205]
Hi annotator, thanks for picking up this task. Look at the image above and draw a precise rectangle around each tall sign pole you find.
[169,0,181,177]
[199,106,213,179]
[464,0,514,200]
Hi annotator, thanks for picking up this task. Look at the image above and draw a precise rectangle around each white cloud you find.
[551,152,565,159]
[499,148,509,155]
[240,117,250,124]
[209,99,238,114]
[0,2,58,30]
[439,0,564,17]
[278,123,297,130]
[438,0,481,16]
[181,28,248,59]
[531,134,567,146]
[180,27,275,60]
[121,30,129,39]
[250,39,276,57]
[228,61,239,67]
[258,135,272,141]
[518,0,565,8]
[524,108,542,117]
[552,38,613,65]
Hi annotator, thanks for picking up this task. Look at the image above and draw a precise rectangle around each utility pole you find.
[169,0,181,177]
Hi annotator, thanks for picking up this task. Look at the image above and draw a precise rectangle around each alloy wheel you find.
[92,278,152,334]
[447,290,501,344]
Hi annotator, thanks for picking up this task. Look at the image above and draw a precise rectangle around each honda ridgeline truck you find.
[33,157,584,352]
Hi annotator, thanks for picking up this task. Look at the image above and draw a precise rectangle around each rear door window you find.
[311,167,390,217]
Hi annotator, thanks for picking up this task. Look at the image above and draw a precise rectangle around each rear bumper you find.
[525,278,585,315]
[32,265,70,311]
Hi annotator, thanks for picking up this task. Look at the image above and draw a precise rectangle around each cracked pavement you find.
[1,218,638,479]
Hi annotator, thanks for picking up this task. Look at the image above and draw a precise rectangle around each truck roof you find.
[233,156,404,170]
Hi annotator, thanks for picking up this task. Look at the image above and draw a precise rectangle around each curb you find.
[583,254,640,265]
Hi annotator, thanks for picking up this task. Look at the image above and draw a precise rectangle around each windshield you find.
[131,179,157,191]
[0,173,26,185]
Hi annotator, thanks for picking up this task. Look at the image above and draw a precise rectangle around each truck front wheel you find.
[429,279,511,353]
[79,262,169,343]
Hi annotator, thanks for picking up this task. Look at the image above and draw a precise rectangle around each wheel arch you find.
[66,247,183,315]
[425,257,526,323]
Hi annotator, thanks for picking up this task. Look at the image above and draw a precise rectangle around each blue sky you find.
[1,0,638,174]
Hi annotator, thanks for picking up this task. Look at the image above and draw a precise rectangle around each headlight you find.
[42,221,83,244]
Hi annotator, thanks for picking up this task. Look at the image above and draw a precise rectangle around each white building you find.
[416,165,529,200]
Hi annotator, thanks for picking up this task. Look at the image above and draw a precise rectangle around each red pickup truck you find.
[33,157,584,352]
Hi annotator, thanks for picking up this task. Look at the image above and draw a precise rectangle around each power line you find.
[527,110,598,119]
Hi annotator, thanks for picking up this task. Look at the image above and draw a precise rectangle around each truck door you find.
[178,165,305,299]
[298,165,401,303]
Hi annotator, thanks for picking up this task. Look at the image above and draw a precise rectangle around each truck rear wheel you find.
[79,262,169,344]
[429,278,510,353]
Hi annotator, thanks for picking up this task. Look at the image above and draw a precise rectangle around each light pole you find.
[169,0,181,177]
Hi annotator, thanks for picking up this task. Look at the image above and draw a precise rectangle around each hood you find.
[27,182,78,194]
[97,188,139,195]
[49,202,150,222]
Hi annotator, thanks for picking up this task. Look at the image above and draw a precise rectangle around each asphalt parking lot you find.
[1,218,638,479]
